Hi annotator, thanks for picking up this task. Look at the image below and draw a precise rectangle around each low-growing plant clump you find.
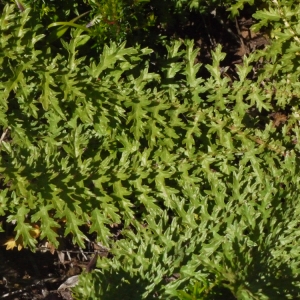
[1,0,300,299]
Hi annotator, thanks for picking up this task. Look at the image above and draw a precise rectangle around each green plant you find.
[2,1,300,299]
[176,280,210,300]
[175,279,227,299]
[16,0,156,51]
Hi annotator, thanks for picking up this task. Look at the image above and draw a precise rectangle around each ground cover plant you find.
[1,0,300,299]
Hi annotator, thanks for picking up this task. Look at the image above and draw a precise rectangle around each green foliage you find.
[174,279,227,299]
[47,11,92,44]
[9,0,259,56]
[1,1,300,299]
[15,0,156,51]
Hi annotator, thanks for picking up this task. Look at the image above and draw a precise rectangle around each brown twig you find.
[235,17,248,55]
[0,128,8,145]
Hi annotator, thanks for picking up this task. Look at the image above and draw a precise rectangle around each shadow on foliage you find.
[228,210,300,299]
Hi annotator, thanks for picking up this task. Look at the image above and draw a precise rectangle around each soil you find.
[0,242,91,299]
[0,246,63,299]
[0,218,111,299]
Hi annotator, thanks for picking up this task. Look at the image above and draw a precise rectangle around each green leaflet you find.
[47,10,91,43]
[31,205,60,247]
